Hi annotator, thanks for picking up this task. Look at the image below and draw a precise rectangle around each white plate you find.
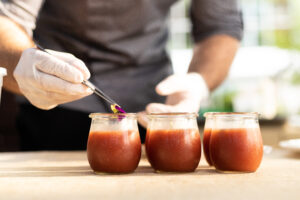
[279,139,300,152]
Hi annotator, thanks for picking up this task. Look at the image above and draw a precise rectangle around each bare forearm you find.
[188,34,239,91]
[0,16,34,94]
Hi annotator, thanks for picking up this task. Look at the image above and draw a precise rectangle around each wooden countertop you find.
[0,147,299,200]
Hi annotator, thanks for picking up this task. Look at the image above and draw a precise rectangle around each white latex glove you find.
[14,48,92,110]
[138,72,209,128]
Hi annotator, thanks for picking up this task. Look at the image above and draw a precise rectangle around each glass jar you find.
[203,112,215,166]
[87,113,141,174]
[145,113,201,172]
[210,112,263,172]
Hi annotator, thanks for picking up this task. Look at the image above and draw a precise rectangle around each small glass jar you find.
[145,113,201,172]
[87,113,141,174]
[209,112,263,172]
[203,112,216,166]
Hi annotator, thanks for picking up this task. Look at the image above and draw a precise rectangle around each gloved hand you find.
[138,72,209,128]
[14,48,92,110]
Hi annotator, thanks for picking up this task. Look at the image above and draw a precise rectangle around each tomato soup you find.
[87,130,141,173]
[146,129,201,172]
[210,128,263,172]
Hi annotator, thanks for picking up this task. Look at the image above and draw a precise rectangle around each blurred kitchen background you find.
[168,0,300,146]
[1,0,300,150]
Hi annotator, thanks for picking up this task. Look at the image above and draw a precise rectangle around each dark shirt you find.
[0,0,243,113]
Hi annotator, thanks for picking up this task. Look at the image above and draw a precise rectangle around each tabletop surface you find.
[0,147,300,200]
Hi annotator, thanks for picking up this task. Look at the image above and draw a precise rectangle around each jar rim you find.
[147,112,198,118]
[205,112,259,118]
[89,113,137,119]
[203,112,219,117]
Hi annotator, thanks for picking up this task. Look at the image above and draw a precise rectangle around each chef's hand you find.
[138,72,209,128]
[13,48,92,110]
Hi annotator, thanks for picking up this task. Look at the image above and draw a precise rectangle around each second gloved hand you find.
[138,72,209,127]
[14,48,92,110]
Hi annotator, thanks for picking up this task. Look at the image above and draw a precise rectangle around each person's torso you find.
[34,0,177,66]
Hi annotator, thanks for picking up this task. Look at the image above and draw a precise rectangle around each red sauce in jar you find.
[87,130,141,173]
[203,128,213,166]
[210,128,263,172]
[145,129,201,172]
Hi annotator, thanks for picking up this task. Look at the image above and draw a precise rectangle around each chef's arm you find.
[0,15,92,110]
[0,15,34,94]
[0,0,45,94]
[189,0,243,91]
[188,34,239,91]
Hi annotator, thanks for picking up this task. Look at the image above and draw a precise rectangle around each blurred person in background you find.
[0,0,242,150]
